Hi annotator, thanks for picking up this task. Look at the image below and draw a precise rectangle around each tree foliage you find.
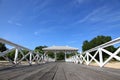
[0,43,7,60]
[3,49,29,61]
[82,35,117,61]
[57,52,65,60]
[34,45,47,54]
[82,35,112,51]
[47,51,54,58]
[0,43,7,52]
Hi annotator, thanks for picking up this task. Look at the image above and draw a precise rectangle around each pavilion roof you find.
[42,46,78,51]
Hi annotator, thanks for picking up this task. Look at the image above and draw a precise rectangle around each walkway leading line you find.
[0,62,120,80]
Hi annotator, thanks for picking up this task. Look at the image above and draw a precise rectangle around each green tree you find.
[57,52,65,60]
[6,50,15,60]
[0,43,7,52]
[47,51,54,58]
[82,35,116,61]
[21,50,29,60]
[0,43,7,60]
[66,52,77,58]
[34,45,47,54]
[6,49,30,61]
[82,36,113,51]
[82,40,90,51]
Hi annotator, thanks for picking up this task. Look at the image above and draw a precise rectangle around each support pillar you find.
[36,54,39,64]
[43,53,45,62]
[47,54,49,62]
[14,48,19,64]
[54,52,57,61]
[75,52,78,63]
[29,52,32,65]
[98,48,103,67]
[86,52,89,65]
[65,51,67,62]
[46,54,49,62]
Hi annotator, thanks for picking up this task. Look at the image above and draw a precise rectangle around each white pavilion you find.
[42,46,78,61]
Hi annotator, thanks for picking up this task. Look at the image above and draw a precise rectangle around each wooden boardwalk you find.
[0,62,120,80]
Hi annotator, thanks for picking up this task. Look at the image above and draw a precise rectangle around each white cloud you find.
[33,27,55,36]
[76,0,85,4]
[8,20,22,26]
[79,6,107,23]
[74,5,120,34]
[69,0,87,7]
[15,23,22,26]
[33,0,50,12]
[78,5,120,24]
[34,31,39,35]
[8,20,13,24]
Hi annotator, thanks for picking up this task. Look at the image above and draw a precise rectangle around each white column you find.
[65,51,67,62]
[45,53,48,62]
[86,52,89,65]
[43,53,45,62]
[36,54,39,64]
[46,54,49,62]
[80,54,83,64]
[29,52,32,65]
[98,48,103,67]
[14,48,19,64]
[75,52,78,63]
[54,52,57,61]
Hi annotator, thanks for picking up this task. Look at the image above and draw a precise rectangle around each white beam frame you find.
[68,37,120,67]
[0,38,45,66]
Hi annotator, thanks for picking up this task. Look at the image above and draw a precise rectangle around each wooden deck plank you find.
[53,63,66,80]
[63,63,120,80]
[38,64,58,80]
[0,62,119,80]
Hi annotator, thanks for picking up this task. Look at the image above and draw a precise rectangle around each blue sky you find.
[0,0,120,51]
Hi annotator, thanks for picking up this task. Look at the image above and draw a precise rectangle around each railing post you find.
[98,48,103,67]
[46,54,49,62]
[43,51,47,62]
[86,52,89,65]
[43,53,45,62]
[14,48,19,64]
[54,51,57,61]
[79,54,83,64]
[65,51,67,62]
[29,52,32,65]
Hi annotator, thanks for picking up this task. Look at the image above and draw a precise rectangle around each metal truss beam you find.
[67,37,120,67]
[0,38,46,66]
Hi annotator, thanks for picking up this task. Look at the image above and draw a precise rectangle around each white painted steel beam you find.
[0,48,15,56]
[68,37,120,67]
[0,38,45,66]
[85,37,120,53]
[0,38,31,51]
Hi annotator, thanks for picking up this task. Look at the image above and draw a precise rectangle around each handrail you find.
[0,38,32,51]
[84,37,120,53]
[0,38,45,65]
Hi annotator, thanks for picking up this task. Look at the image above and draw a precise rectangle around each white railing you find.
[68,37,120,67]
[0,38,45,66]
